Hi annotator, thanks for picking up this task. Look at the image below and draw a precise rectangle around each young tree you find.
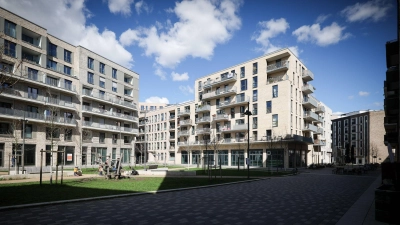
[370,142,379,164]
[7,119,21,171]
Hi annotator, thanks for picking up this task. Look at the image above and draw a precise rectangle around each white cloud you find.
[315,14,330,24]
[359,91,370,96]
[154,64,166,80]
[135,0,152,15]
[0,0,134,68]
[348,95,354,100]
[341,0,391,23]
[292,22,351,46]
[107,0,134,15]
[145,96,170,104]
[171,72,189,81]
[252,18,299,56]
[179,85,194,95]
[120,0,242,68]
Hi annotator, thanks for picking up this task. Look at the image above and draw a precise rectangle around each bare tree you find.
[370,142,379,164]
[0,38,24,95]
[7,119,21,170]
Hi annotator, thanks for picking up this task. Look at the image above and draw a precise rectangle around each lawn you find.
[0,177,251,207]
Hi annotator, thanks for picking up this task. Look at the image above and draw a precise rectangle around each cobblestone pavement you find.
[0,168,380,225]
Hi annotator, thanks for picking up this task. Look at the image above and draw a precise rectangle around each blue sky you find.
[0,0,396,114]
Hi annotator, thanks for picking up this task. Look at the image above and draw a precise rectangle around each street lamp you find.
[244,102,252,179]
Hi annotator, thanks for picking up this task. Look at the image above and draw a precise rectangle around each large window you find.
[27,68,38,80]
[218,150,228,166]
[266,101,272,113]
[4,40,16,58]
[253,76,258,88]
[48,43,57,57]
[47,59,57,71]
[88,57,94,69]
[99,77,105,88]
[253,62,258,74]
[64,50,71,63]
[64,66,71,75]
[181,151,188,164]
[231,150,244,166]
[241,79,247,91]
[249,150,263,167]
[273,85,278,98]
[87,72,94,84]
[99,62,105,74]
[57,146,75,165]
[4,20,16,38]
[112,68,117,79]
[253,90,258,102]
[240,66,245,78]
[272,114,278,127]
[112,82,117,92]
[121,148,131,163]
[27,87,38,99]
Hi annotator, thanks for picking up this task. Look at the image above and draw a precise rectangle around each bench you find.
[148,165,158,170]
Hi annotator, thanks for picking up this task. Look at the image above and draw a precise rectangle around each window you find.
[266,101,272,113]
[4,40,16,57]
[99,133,105,143]
[241,79,247,91]
[112,68,117,79]
[47,59,57,71]
[48,43,57,57]
[22,34,34,45]
[46,127,60,139]
[87,72,94,84]
[124,136,131,144]
[99,62,105,74]
[64,66,71,75]
[24,124,33,139]
[27,105,38,113]
[253,62,258,74]
[99,90,105,99]
[27,87,38,99]
[4,20,16,38]
[64,129,72,141]
[64,50,71,63]
[240,66,245,78]
[272,114,278,127]
[240,106,245,114]
[272,85,278,98]
[64,79,72,90]
[0,122,10,134]
[99,77,105,88]
[88,57,94,69]
[112,148,117,159]
[253,90,258,102]
[112,134,118,144]
[112,82,117,92]
[253,103,258,115]
[27,68,38,80]
[253,76,258,88]
[231,108,235,119]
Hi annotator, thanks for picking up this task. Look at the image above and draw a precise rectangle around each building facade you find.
[138,48,332,168]
[0,8,139,170]
[332,110,387,165]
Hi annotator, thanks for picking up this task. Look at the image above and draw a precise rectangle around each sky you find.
[0,0,396,114]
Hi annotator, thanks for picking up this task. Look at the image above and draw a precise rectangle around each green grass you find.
[0,177,251,207]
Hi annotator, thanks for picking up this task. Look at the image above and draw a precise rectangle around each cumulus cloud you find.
[120,0,242,68]
[252,18,299,56]
[179,85,194,95]
[341,0,391,23]
[107,0,134,15]
[154,64,167,80]
[171,72,189,81]
[145,96,170,104]
[0,0,133,68]
[135,0,152,15]
[359,91,370,96]
[315,14,331,24]
[292,22,351,46]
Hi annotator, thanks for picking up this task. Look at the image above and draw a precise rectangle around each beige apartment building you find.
[0,8,139,171]
[138,48,331,168]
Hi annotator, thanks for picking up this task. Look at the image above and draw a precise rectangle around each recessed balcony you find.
[302,84,315,94]
[0,107,75,126]
[203,73,237,89]
[82,105,137,122]
[213,114,230,122]
[302,70,314,82]
[178,109,190,117]
[220,124,248,132]
[202,86,237,101]
[195,105,211,113]
[266,60,289,73]
[217,96,250,109]
[196,116,211,124]
[178,130,190,137]
[196,128,211,135]
[81,89,137,111]
[179,119,192,127]
[82,121,136,135]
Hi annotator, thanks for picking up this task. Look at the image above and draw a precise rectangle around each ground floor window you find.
[57,146,75,165]
[169,152,175,161]
[192,151,200,165]
[82,147,87,165]
[0,143,4,167]
[92,148,107,165]
[289,150,306,168]
[181,151,188,164]
[266,149,284,168]
[249,150,263,167]
[14,144,35,166]
[218,150,228,166]
[121,148,131,163]
[203,150,214,166]
[231,150,244,166]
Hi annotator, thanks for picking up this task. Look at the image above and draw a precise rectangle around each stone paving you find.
[0,168,380,225]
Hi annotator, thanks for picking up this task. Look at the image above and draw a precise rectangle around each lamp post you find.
[21,118,28,174]
[244,102,252,179]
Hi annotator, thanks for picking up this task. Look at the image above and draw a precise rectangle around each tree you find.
[7,119,21,170]
[370,142,379,164]
[0,39,24,95]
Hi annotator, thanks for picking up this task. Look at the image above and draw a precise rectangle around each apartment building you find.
[332,110,387,165]
[0,8,139,170]
[137,48,331,168]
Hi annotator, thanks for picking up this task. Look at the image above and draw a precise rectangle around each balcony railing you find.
[213,114,230,121]
[23,68,77,93]
[195,105,211,113]
[303,96,318,108]
[178,109,191,116]
[314,139,326,146]
[178,130,190,137]
[82,121,136,133]
[45,97,75,109]
[302,70,314,81]
[303,111,319,121]
[196,117,211,124]
[203,73,237,89]
[82,105,137,121]
[0,107,75,125]
[220,124,248,132]
[202,86,237,100]
[81,90,137,110]
[303,123,317,133]
[302,84,315,94]
[267,60,289,73]
[266,74,289,85]
[218,96,250,109]
[196,128,211,134]
[315,105,325,113]
[179,119,192,126]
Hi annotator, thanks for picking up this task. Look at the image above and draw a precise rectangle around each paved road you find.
[0,168,380,225]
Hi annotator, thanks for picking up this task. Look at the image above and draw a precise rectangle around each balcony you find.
[81,105,137,122]
[178,109,190,117]
[202,86,237,100]
[22,47,41,66]
[81,90,137,111]
[315,105,325,113]
[23,68,77,94]
[196,116,211,124]
[196,105,211,113]
[21,27,42,49]
[302,70,314,82]
[220,124,248,132]
[1,88,44,103]
[303,96,318,109]
[303,123,318,133]
[315,127,323,134]
[213,114,230,121]
[196,128,211,134]
[178,141,189,146]
[303,111,319,122]
[169,126,176,130]
[179,119,192,127]
[267,60,289,73]
[0,107,76,126]
[218,96,250,109]
[178,130,190,137]
[252,124,257,129]
[45,97,75,110]
[82,121,136,134]
[169,135,176,140]
[169,115,176,120]
[266,74,289,85]
[203,73,237,89]
[302,84,315,94]
[314,139,326,146]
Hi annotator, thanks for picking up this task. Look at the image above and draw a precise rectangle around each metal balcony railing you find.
[267,60,289,72]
